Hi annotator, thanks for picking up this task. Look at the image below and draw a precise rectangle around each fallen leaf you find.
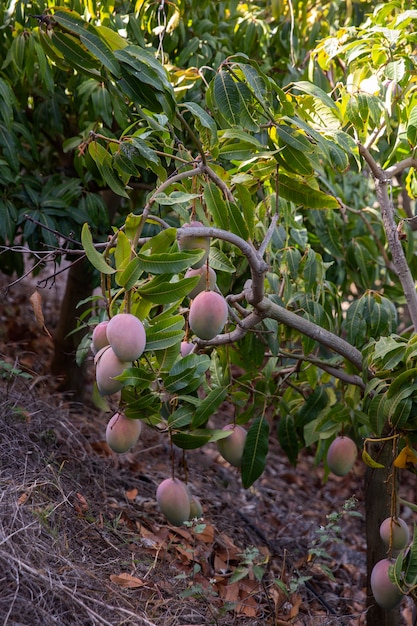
[17,492,30,505]
[29,290,52,338]
[110,572,145,588]
[74,492,88,514]
[125,488,138,501]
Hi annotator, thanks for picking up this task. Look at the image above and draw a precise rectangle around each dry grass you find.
[1,378,276,625]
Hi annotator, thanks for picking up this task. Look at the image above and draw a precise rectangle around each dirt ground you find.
[0,272,416,626]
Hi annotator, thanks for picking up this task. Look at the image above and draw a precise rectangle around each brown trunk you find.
[50,257,94,398]
[365,439,400,626]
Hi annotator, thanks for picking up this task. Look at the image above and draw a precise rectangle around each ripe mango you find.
[217,424,247,467]
[189,291,228,340]
[91,320,109,354]
[326,435,357,476]
[379,517,409,552]
[178,221,210,268]
[95,346,131,396]
[180,341,194,357]
[156,477,191,526]
[185,266,217,299]
[107,313,146,362]
[370,558,403,610]
[106,412,142,453]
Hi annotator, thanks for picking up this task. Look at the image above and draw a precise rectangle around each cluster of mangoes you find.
[370,517,410,610]
[326,434,411,610]
[88,221,240,521]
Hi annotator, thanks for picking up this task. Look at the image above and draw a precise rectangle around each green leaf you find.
[241,415,269,488]
[204,182,229,231]
[88,141,129,198]
[164,354,210,392]
[279,174,339,209]
[136,250,205,274]
[117,257,143,289]
[191,386,228,428]
[407,106,417,146]
[140,227,177,254]
[114,367,154,388]
[368,394,387,436]
[151,192,201,206]
[171,429,213,449]
[81,223,115,275]
[145,329,183,351]
[209,248,237,273]
[79,31,121,76]
[50,32,99,73]
[168,405,194,429]
[137,275,200,304]
[292,81,338,110]
[278,414,299,466]
[180,101,218,149]
[213,70,241,127]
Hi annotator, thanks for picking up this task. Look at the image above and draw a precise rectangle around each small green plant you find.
[275,496,361,596]
[1,359,33,381]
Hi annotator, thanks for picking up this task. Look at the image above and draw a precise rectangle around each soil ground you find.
[0,271,416,626]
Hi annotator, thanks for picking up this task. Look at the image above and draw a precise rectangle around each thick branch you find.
[252,294,363,371]
[358,143,417,331]
[374,179,417,330]
[176,225,268,304]
[386,157,417,179]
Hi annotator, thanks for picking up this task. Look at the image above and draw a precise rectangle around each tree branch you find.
[176,225,269,304]
[250,291,364,371]
[359,143,417,331]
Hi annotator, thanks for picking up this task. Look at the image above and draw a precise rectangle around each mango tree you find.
[3,1,417,623]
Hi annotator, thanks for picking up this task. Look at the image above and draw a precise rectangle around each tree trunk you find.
[50,257,94,398]
[365,439,400,626]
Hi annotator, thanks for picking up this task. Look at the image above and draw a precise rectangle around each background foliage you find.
[2,0,417,619]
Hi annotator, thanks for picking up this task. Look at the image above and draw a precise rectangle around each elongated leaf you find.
[228,200,249,241]
[138,275,200,304]
[147,314,184,335]
[279,174,339,209]
[292,81,338,111]
[204,182,229,230]
[114,367,154,388]
[368,394,387,436]
[362,448,385,469]
[277,414,299,466]
[136,250,205,274]
[88,141,129,198]
[145,329,183,351]
[172,430,213,449]
[152,192,200,206]
[50,32,99,72]
[117,257,143,289]
[80,31,120,76]
[241,415,269,488]
[387,368,417,398]
[191,386,228,428]
[168,405,194,429]
[81,223,115,274]
[213,70,241,127]
[168,353,210,378]
[180,101,218,148]
[407,106,417,146]
[140,227,177,254]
